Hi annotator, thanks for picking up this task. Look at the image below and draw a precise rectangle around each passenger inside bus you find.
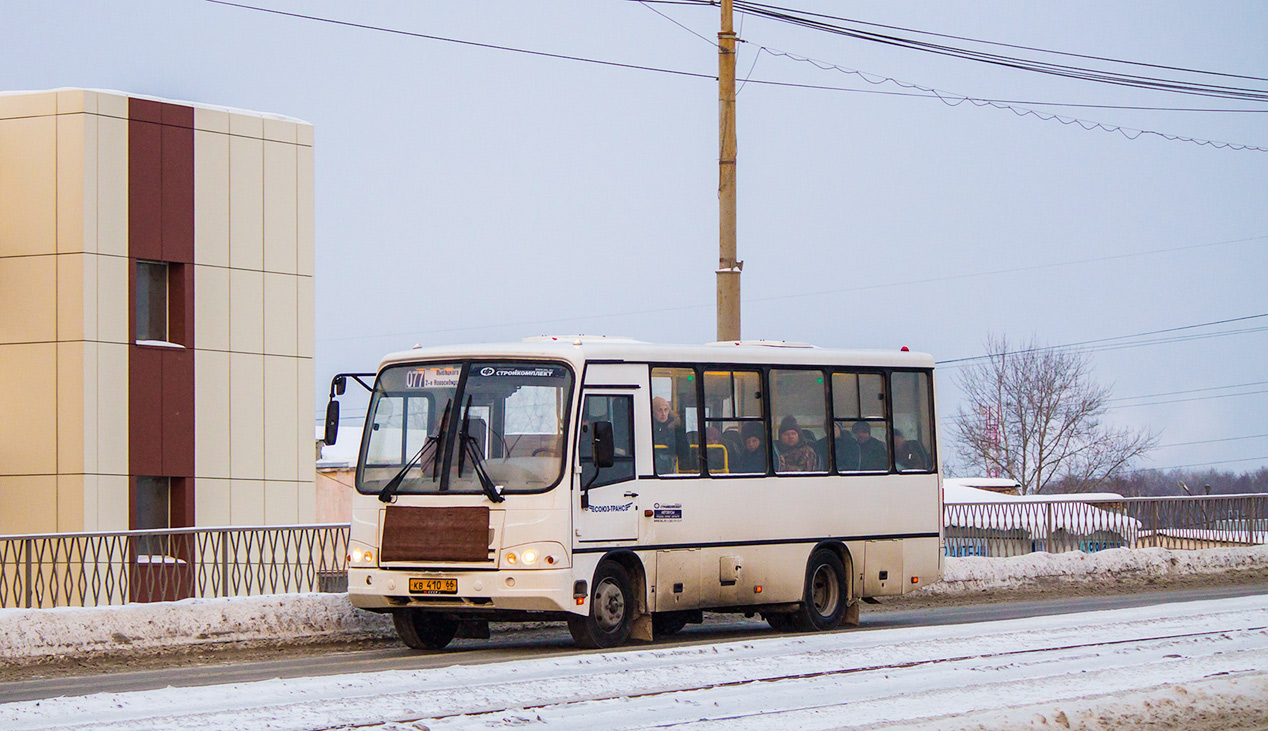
[894,429,930,471]
[652,396,688,474]
[852,421,889,471]
[732,421,767,474]
[775,416,819,473]
[832,421,861,472]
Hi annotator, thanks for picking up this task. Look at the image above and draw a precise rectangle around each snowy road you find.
[4,594,1267,731]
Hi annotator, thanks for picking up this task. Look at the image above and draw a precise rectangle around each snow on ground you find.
[930,544,1268,595]
[2,594,1266,731]
[2,546,1265,665]
[0,593,393,664]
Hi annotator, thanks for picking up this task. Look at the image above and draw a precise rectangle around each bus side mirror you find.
[591,421,615,469]
[333,375,347,396]
[324,400,340,446]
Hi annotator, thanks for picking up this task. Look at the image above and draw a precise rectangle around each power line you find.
[935,312,1268,365]
[1108,387,1268,410]
[1157,434,1268,449]
[1127,455,1268,473]
[740,49,1268,152]
[1110,380,1268,402]
[638,0,718,47]
[203,0,716,81]
[723,0,1268,84]
[729,0,1268,103]
[318,234,1268,344]
[208,0,1268,153]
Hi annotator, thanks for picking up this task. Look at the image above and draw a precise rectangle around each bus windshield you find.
[356,361,573,496]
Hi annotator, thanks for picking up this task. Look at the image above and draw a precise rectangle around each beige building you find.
[0,88,315,535]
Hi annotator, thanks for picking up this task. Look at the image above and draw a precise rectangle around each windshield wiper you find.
[378,399,451,503]
[458,394,505,504]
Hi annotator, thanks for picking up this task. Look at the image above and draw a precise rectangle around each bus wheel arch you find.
[792,544,854,632]
[568,552,650,648]
[816,541,859,627]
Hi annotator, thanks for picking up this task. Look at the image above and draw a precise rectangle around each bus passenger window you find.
[703,369,765,475]
[770,369,828,475]
[891,371,935,472]
[832,372,889,473]
[650,368,700,476]
[579,395,635,488]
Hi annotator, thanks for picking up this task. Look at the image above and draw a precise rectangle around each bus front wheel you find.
[568,561,634,649]
[792,549,849,632]
[393,609,460,650]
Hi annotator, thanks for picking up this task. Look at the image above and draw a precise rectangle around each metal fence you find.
[945,494,1268,557]
[4,496,1265,607]
[0,524,349,609]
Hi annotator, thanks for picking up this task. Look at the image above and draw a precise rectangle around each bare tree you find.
[951,334,1157,495]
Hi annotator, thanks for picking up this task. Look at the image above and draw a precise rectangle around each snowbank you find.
[925,544,1268,595]
[2,546,1266,664]
[0,593,393,665]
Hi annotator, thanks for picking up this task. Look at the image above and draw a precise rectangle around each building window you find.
[136,261,169,342]
[135,476,171,555]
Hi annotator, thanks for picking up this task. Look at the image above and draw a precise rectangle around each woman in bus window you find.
[775,416,819,473]
[652,396,687,474]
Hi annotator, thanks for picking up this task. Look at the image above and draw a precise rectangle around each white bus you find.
[325,337,942,650]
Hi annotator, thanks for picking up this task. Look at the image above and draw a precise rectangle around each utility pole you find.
[716,0,741,342]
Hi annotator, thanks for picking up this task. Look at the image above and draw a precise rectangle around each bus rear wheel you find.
[393,609,460,650]
[792,549,849,632]
[568,561,634,649]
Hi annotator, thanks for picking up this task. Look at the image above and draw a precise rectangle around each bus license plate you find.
[409,578,457,595]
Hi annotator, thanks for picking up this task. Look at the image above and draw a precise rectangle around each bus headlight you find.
[348,542,377,566]
[501,543,567,569]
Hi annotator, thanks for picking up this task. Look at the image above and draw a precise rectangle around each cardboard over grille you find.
[380,506,491,563]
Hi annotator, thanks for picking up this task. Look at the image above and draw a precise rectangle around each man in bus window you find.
[852,421,889,471]
[894,429,929,471]
[776,416,818,472]
[652,397,687,474]
[833,421,861,472]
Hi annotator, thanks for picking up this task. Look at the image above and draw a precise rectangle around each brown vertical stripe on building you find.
[128,98,197,530]
[128,118,163,262]
[160,123,194,263]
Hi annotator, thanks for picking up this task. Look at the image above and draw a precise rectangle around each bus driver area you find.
[330,337,942,651]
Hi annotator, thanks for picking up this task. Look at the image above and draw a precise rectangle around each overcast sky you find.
[4,0,1266,476]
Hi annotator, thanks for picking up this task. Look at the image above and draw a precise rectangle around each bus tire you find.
[393,609,460,650]
[763,611,795,632]
[652,611,690,638]
[567,561,634,649]
[792,549,849,632]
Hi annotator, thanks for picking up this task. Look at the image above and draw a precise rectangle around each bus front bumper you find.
[347,567,581,615]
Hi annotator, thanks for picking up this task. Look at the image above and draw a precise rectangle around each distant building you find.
[943,480,1137,556]
[0,88,315,535]
[946,477,1022,496]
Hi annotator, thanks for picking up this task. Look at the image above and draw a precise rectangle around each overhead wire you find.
[724,0,1268,84]
[1157,434,1268,449]
[739,48,1268,151]
[1110,380,1268,403]
[1125,455,1268,473]
[207,0,1268,154]
[318,234,1268,344]
[203,0,715,81]
[934,312,1268,365]
[727,0,1268,102]
[1107,387,1268,410]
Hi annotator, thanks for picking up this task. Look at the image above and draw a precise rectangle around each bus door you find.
[574,381,643,543]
